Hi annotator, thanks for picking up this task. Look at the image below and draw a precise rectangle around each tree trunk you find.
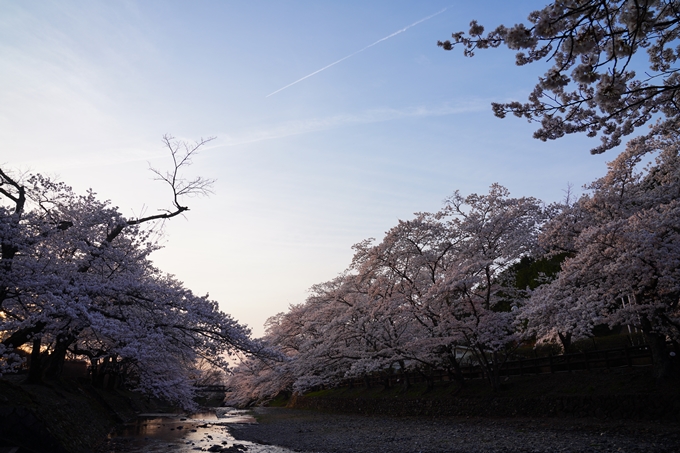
[644,330,672,380]
[106,372,119,390]
[91,358,102,387]
[415,366,435,391]
[398,360,410,391]
[105,354,121,390]
[477,349,500,392]
[558,331,572,354]
[425,372,434,392]
[637,314,672,380]
[44,334,74,380]
[26,337,43,384]
[490,351,502,391]
[447,347,465,386]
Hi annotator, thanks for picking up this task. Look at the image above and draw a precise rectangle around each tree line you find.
[227,0,680,406]
[226,132,680,406]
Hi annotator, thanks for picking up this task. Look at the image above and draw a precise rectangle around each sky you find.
[0,0,615,337]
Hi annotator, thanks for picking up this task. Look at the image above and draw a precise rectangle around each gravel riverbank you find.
[228,407,680,453]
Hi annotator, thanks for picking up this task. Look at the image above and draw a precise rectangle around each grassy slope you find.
[285,367,680,420]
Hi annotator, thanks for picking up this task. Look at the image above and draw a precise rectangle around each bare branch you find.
[0,167,26,215]
[101,134,216,240]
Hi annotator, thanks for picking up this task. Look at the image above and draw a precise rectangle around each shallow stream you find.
[104,408,293,453]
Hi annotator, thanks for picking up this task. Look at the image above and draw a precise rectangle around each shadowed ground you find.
[229,407,680,453]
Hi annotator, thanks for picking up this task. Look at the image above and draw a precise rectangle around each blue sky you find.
[1,1,614,336]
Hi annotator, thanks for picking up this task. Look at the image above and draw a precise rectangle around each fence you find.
[338,344,654,389]
[194,384,230,392]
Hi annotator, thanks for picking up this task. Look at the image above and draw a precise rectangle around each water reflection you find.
[104,408,292,453]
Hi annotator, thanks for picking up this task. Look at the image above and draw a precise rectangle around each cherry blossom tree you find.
[347,214,467,388]
[522,127,680,378]
[224,311,300,407]
[226,146,680,401]
[439,0,680,154]
[429,185,545,390]
[226,185,545,403]
[516,195,585,353]
[225,285,358,406]
[0,136,263,409]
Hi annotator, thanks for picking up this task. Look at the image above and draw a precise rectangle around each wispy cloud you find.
[10,99,487,172]
[212,99,487,149]
[266,7,450,97]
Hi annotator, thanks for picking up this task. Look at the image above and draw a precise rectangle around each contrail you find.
[266,7,449,97]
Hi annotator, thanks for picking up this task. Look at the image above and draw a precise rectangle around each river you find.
[103,408,294,453]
